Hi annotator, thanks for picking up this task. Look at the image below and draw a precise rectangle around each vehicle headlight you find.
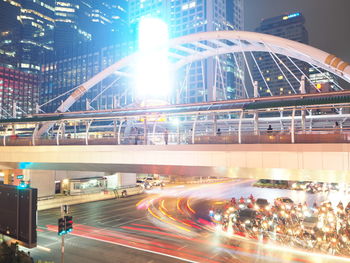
[214,214,221,221]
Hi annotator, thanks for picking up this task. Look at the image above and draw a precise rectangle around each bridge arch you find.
[37,30,350,135]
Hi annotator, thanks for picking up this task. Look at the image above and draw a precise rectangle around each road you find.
[27,181,350,263]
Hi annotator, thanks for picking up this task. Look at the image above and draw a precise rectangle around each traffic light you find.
[58,218,66,236]
[64,216,73,233]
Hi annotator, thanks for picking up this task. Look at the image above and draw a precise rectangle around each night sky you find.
[245,0,350,63]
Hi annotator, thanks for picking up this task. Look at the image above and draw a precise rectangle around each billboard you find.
[0,184,37,248]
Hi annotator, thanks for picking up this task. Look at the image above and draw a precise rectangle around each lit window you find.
[278,75,283,80]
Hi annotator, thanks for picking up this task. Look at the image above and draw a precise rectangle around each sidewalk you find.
[38,186,144,211]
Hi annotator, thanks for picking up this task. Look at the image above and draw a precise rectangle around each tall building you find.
[128,0,245,103]
[54,0,129,50]
[53,0,92,50]
[0,64,39,117]
[41,41,135,113]
[0,0,50,117]
[0,0,55,73]
[90,0,128,43]
[252,12,309,96]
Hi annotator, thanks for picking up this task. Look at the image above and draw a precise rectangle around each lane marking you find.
[37,245,51,252]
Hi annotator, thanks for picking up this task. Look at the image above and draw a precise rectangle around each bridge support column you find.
[279,111,284,131]
[253,81,259,135]
[73,121,77,139]
[213,114,217,135]
[253,112,259,135]
[3,125,10,146]
[113,120,117,139]
[291,108,296,143]
[238,111,244,144]
[32,123,39,146]
[117,119,124,145]
[308,110,313,131]
[56,122,64,146]
[192,114,198,144]
[85,120,92,145]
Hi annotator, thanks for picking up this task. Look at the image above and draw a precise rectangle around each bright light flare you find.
[135,17,171,102]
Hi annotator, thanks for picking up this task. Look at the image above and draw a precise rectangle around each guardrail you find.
[1,129,349,146]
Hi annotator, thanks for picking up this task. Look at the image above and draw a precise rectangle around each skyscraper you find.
[252,12,309,96]
[54,0,129,50]
[0,0,55,73]
[0,0,52,117]
[53,0,92,50]
[128,0,244,103]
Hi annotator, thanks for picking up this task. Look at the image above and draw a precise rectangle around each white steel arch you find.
[37,31,350,135]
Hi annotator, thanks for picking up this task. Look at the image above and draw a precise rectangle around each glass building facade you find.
[41,41,135,113]
[0,0,55,73]
[0,64,39,117]
[252,12,309,96]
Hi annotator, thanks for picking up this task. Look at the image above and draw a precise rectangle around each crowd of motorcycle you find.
[210,195,350,256]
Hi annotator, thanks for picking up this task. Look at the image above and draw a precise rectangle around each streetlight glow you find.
[135,17,171,103]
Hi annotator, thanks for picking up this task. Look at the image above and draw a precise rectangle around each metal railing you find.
[1,128,350,146]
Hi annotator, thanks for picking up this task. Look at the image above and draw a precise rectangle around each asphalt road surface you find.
[25,181,350,263]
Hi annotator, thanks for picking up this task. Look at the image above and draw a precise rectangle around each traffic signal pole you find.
[58,204,73,263]
[60,205,66,263]
[61,234,65,263]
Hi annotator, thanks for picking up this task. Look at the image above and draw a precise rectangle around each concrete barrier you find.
[38,186,144,211]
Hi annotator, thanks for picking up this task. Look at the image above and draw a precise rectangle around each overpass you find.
[0,143,350,183]
[1,93,350,183]
[2,30,350,187]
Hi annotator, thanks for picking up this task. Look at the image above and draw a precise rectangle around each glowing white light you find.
[135,17,171,102]
[214,214,221,221]
[172,118,179,126]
